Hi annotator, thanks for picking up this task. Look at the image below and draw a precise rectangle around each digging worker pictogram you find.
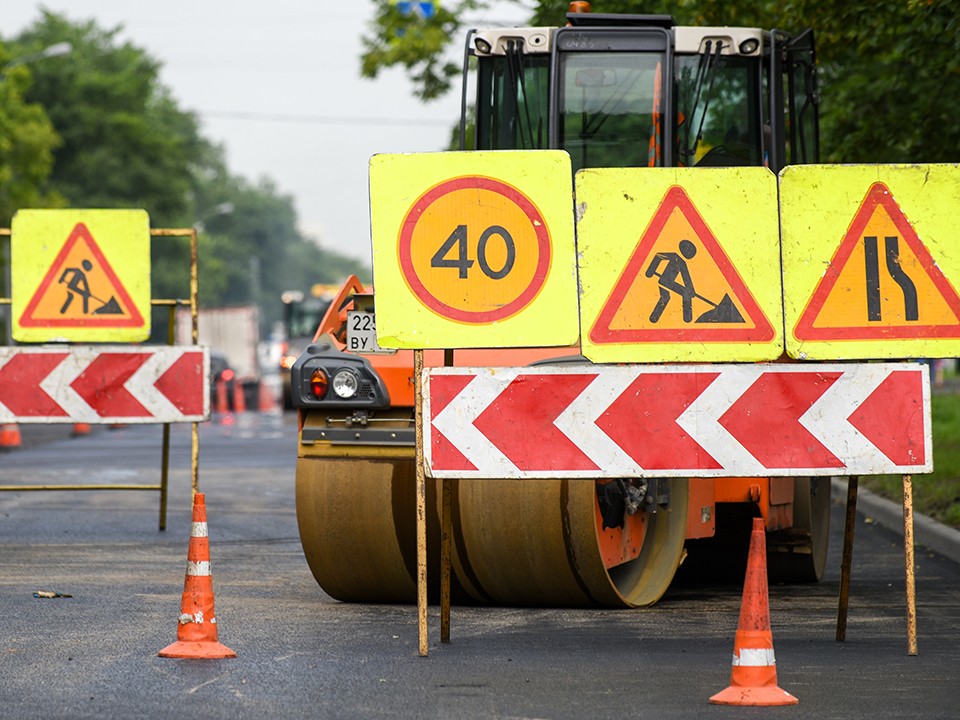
[59,259,95,314]
[645,239,698,323]
[645,239,746,324]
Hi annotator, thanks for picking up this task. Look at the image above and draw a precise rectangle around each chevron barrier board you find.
[0,346,209,424]
[423,363,930,478]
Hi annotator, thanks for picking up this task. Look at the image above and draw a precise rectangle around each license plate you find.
[346,311,392,354]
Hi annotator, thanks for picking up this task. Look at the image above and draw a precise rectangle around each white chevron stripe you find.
[126,349,182,419]
[428,369,520,476]
[553,368,638,475]
[676,366,766,475]
[39,350,99,422]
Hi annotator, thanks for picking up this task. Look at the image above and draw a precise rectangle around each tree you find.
[0,44,63,225]
[361,1,486,101]
[12,12,203,223]
[5,12,368,338]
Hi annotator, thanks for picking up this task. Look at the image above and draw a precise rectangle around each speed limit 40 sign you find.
[369,151,578,349]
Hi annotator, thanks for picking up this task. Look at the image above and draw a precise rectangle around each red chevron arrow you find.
[472,372,600,472]
[718,371,844,469]
[848,369,926,466]
[71,352,151,417]
[0,352,69,417]
[596,372,722,470]
[155,351,206,416]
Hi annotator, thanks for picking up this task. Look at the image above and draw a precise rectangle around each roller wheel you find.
[768,477,831,583]
[452,478,689,607]
[297,457,418,602]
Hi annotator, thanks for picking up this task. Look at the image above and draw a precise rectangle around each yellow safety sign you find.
[12,209,151,342]
[369,150,579,349]
[782,164,960,359]
[577,167,782,363]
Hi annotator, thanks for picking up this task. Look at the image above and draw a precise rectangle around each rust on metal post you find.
[837,475,859,642]
[440,348,453,644]
[150,228,201,496]
[903,474,918,655]
[415,348,428,657]
[441,478,452,643]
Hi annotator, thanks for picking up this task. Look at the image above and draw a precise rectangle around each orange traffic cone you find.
[709,517,798,706]
[257,381,276,412]
[158,493,236,659]
[215,379,229,414]
[232,381,246,413]
[0,423,22,449]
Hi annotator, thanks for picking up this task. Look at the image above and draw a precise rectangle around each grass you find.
[862,390,960,530]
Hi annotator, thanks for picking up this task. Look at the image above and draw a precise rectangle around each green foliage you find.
[2,12,368,339]
[13,12,202,223]
[864,390,960,530]
[0,43,63,224]
[371,1,960,165]
[361,0,484,100]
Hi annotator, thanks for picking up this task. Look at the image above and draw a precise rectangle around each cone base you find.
[158,640,237,659]
[709,684,798,706]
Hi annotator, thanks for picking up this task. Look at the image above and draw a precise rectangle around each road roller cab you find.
[292,7,827,607]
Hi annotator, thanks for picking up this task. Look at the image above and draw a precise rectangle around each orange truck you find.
[291,5,826,607]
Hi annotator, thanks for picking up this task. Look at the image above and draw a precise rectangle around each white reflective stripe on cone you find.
[186,561,212,576]
[733,648,776,666]
[191,522,209,537]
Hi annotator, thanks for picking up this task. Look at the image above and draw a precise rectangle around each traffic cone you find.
[0,423,22,449]
[158,493,236,659]
[232,381,246,413]
[257,381,276,412]
[709,517,798,706]
[215,379,229,413]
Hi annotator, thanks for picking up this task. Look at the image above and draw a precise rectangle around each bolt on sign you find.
[782,164,960,360]
[368,150,579,349]
[12,209,151,342]
[576,168,782,363]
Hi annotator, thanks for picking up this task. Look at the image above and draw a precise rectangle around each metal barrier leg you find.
[837,475,858,642]
[441,477,452,644]
[903,474,918,656]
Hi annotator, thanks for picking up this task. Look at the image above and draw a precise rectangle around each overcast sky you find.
[4,1,533,272]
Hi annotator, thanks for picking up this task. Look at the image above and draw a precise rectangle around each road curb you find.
[831,478,960,566]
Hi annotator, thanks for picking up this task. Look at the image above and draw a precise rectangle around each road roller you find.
[293,6,829,607]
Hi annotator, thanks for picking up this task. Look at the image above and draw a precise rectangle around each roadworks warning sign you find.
[12,209,151,342]
[577,167,782,363]
[782,164,960,359]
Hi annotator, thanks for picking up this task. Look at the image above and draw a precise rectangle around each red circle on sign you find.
[398,176,552,324]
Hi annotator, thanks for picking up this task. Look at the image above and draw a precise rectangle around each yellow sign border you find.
[781,164,960,359]
[577,167,782,363]
[12,209,151,342]
[369,150,579,349]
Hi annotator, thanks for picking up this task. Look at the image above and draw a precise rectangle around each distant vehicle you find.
[176,305,261,410]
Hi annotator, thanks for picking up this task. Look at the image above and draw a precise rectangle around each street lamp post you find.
[0,41,72,81]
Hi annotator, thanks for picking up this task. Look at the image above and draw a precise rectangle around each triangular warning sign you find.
[19,222,145,328]
[589,185,774,343]
[794,182,960,340]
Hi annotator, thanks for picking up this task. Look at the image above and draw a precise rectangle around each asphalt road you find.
[1,412,958,719]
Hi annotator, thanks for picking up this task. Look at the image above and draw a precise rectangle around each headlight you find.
[332,369,359,399]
